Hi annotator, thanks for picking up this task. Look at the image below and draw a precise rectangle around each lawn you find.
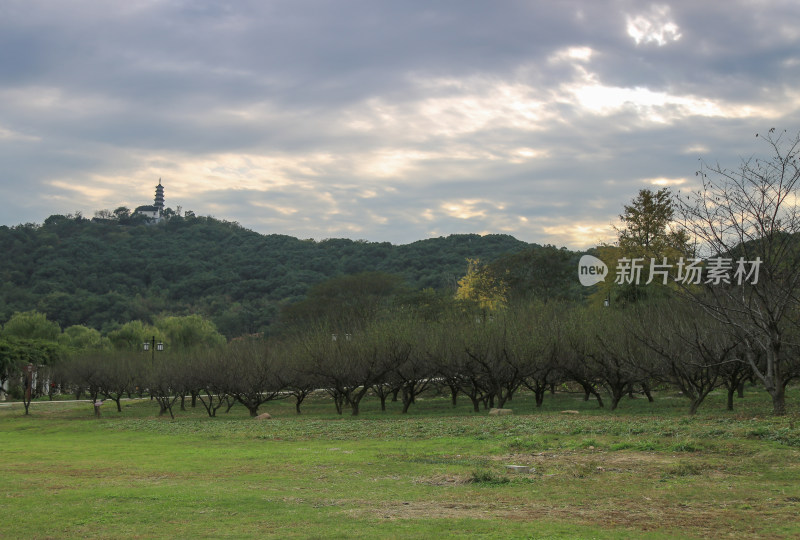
[1,388,799,539]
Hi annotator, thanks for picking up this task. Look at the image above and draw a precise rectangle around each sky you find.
[1,1,799,249]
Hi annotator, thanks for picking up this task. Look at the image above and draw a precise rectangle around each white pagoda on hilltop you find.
[134,179,165,222]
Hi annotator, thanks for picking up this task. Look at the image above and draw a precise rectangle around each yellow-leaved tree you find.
[454,258,508,312]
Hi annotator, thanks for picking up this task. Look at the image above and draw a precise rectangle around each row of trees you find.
[50,295,791,418]
[451,130,800,415]
[0,311,226,405]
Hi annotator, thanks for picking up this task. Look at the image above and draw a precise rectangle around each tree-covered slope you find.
[0,214,537,337]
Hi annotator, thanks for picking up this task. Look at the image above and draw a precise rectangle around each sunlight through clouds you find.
[648,177,687,187]
[441,199,491,220]
[626,5,682,46]
[548,46,594,64]
[249,201,299,216]
[566,76,721,120]
[394,77,554,137]
[562,68,786,123]
[541,221,615,248]
[47,180,120,202]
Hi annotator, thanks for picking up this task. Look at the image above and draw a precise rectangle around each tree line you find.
[0,210,538,338]
[46,295,791,419]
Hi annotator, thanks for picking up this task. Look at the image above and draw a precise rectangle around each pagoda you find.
[134,179,166,222]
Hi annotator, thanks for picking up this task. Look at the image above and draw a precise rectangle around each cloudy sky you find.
[1,1,799,248]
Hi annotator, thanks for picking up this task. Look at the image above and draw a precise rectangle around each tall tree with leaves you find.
[617,188,687,254]
[3,311,61,342]
[597,188,689,306]
[454,258,508,312]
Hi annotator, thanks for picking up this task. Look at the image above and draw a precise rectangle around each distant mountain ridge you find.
[0,213,539,337]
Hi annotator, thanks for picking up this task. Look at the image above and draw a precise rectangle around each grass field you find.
[2,387,799,539]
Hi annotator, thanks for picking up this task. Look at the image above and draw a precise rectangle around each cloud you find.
[626,5,682,47]
[1,1,799,249]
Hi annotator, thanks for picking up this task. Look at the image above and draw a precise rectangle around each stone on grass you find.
[560,410,580,414]
[255,412,272,420]
[505,465,533,474]
[488,408,512,416]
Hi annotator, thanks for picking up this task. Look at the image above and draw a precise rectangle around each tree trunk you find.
[469,395,480,413]
[401,387,413,414]
[594,391,604,408]
[610,386,625,411]
[333,393,344,415]
[689,398,701,415]
[162,400,175,419]
[579,381,603,407]
[641,382,654,403]
[726,385,735,411]
[535,388,545,407]
[771,386,787,416]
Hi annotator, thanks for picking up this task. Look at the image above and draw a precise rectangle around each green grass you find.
[1,388,799,539]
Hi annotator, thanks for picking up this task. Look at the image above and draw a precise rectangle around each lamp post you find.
[142,336,165,361]
[142,336,165,401]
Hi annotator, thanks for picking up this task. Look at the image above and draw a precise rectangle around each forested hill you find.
[0,213,538,337]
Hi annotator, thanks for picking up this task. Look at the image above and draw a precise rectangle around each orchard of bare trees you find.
[52,293,797,418]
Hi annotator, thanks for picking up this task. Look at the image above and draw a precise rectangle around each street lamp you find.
[142,336,165,361]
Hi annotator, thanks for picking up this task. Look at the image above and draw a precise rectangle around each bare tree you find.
[569,308,648,411]
[509,302,565,408]
[275,340,318,415]
[61,353,105,416]
[145,354,185,419]
[191,349,231,417]
[633,302,732,415]
[677,129,800,414]
[387,317,431,414]
[225,341,286,417]
[97,353,140,412]
[304,323,393,416]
